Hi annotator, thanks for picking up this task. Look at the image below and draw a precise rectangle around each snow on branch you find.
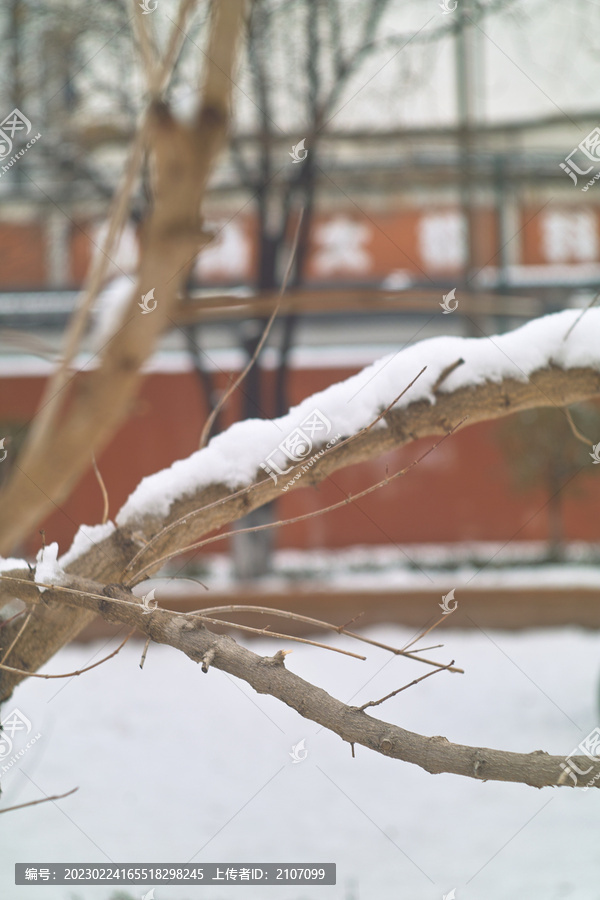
[117,308,600,530]
[2,309,600,705]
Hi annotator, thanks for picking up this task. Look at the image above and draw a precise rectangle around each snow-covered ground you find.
[2,623,600,900]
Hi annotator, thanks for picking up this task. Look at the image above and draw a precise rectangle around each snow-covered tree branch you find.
[2,309,600,789]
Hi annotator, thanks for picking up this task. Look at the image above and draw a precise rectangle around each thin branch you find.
[432,358,465,393]
[124,366,428,579]
[132,0,158,95]
[402,610,455,653]
[0,609,29,631]
[158,0,199,94]
[139,636,152,669]
[563,290,600,341]
[129,420,465,582]
[565,407,594,448]
[193,605,462,672]
[0,629,135,679]
[175,612,367,659]
[199,208,305,449]
[354,660,455,712]
[0,608,33,666]
[0,576,365,661]
[92,454,110,525]
[0,787,79,815]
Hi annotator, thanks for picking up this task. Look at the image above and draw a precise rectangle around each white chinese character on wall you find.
[313,216,372,276]
[419,212,467,270]
[541,211,598,263]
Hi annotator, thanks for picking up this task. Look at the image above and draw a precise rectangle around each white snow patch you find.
[0,557,28,573]
[116,308,600,526]
[59,522,116,570]
[34,543,64,592]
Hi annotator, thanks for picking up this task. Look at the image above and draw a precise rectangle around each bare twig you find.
[123,366,428,579]
[432,358,465,393]
[132,0,158,95]
[129,420,465,583]
[0,787,78,815]
[0,609,29,632]
[402,610,455,653]
[563,291,600,341]
[193,605,462,672]
[0,629,135,679]
[92,454,110,525]
[354,660,455,712]
[139,636,152,669]
[565,407,594,448]
[199,209,306,449]
[182,612,366,659]
[0,576,365,661]
[0,608,33,666]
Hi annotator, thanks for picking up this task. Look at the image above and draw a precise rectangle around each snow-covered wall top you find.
[116,309,600,526]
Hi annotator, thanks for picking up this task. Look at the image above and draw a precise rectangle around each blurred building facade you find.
[2,118,600,557]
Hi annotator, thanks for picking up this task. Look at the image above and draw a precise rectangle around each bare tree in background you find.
[208,0,520,577]
[498,404,600,562]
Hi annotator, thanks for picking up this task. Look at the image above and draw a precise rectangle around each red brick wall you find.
[0,223,46,287]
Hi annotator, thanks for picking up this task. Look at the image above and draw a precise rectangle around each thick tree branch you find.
[0,0,246,694]
[0,0,243,556]
[1,356,600,701]
[1,572,596,790]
